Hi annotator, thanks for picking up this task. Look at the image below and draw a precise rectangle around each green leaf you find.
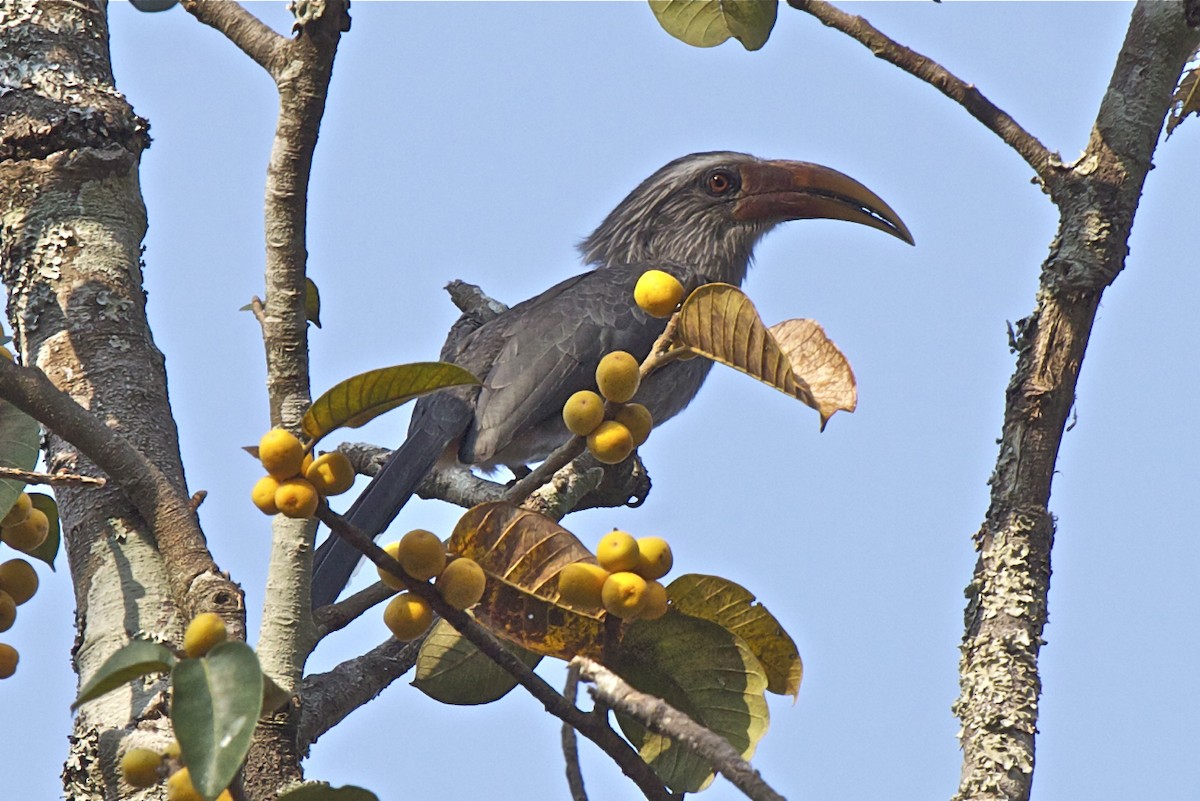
[305,277,322,328]
[72,640,177,709]
[612,613,769,793]
[23,492,60,568]
[414,617,542,705]
[278,784,379,801]
[648,0,777,51]
[302,363,479,445]
[172,642,264,801]
[667,574,802,699]
[0,381,40,530]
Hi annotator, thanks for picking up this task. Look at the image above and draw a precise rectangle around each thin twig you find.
[315,506,674,800]
[313,581,396,636]
[0,466,105,487]
[502,437,587,505]
[562,661,589,801]
[787,0,1057,183]
[181,1,284,74]
[575,657,785,801]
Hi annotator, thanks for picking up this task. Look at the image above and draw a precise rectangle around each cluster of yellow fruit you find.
[561,269,686,466]
[379,528,489,641]
[251,428,355,519]
[119,613,233,800]
[558,531,673,620]
[0,492,46,679]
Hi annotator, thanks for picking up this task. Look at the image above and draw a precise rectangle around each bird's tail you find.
[310,402,467,609]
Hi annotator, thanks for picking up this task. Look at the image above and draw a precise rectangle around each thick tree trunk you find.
[0,3,241,798]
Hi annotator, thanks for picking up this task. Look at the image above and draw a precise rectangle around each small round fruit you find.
[274,477,320,519]
[613,403,653,447]
[250,475,281,515]
[557,563,609,608]
[383,592,433,641]
[258,428,306,480]
[437,557,487,610]
[121,747,164,788]
[395,528,446,581]
[163,740,182,761]
[0,345,12,362]
[0,642,16,678]
[0,591,16,633]
[305,451,356,496]
[634,269,686,318]
[166,767,204,801]
[376,541,408,591]
[0,642,16,681]
[596,530,640,573]
[634,536,673,580]
[601,571,648,619]
[595,351,641,403]
[1,507,49,552]
[0,558,38,605]
[587,420,634,465]
[1,492,32,527]
[639,580,669,620]
[183,612,227,658]
[562,390,605,437]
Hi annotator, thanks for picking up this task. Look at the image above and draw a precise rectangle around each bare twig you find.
[0,466,105,487]
[312,581,396,637]
[575,657,784,801]
[787,0,1058,183]
[562,662,589,801]
[503,437,587,505]
[180,1,285,74]
[315,506,674,800]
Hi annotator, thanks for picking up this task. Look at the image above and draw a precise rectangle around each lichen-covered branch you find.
[949,5,1200,800]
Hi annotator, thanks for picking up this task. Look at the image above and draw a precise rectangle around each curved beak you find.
[733,160,914,245]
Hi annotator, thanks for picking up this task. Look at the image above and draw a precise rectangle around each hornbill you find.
[311,151,912,607]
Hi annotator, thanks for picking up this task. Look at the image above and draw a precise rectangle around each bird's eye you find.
[704,169,738,196]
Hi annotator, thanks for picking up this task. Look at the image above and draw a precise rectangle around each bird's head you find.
[579,151,913,285]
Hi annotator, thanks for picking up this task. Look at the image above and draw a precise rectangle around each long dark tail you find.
[310,402,468,609]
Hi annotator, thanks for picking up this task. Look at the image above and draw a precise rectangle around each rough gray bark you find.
[0,1,243,798]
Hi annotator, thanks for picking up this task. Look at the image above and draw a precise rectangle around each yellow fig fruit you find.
[258,428,306,480]
[587,420,634,465]
[633,536,673,580]
[596,530,640,573]
[601,571,648,619]
[562,390,606,437]
[250,475,281,515]
[613,403,653,447]
[0,558,38,605]
[436,557,487,610]
[274,477,320,519]
[1,492,32,527]
[383,592,434,641]
[639,580,669,620]
[557,562,609,609]
[183,612,228,658]
[120,747,164,788]
[0,591,15,633]
[595,351,641,403]
[1,507,49,553]
[634,269,685,318]
[377,541,408,591]
[165,767,204,801]
[395,528,446,581]
[305,451,356,496]
[0,642,17,679]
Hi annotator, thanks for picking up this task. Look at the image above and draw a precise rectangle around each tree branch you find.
[181,1,285,74]
[313,506,674,800]
[574,657,783,801]
[787,0,1058,182]
[562,662,589,801]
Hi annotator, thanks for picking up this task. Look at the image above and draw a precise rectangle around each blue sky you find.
[4,3,1197,800]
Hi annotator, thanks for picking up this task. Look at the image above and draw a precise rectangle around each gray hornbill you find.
[311,151,912,607]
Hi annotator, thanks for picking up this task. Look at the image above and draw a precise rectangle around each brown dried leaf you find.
[448,502,605,659]
[1167,58,1200,138]
[768,319,857,430]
